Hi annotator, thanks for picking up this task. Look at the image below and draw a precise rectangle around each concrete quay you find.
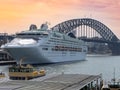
[0,74,102,90]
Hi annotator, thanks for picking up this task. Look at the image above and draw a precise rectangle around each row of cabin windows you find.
[48,39,80,45]
[50,37,78,43]
[42,47,82,52]
[10,77,26,80]
[52,46,82,52]
[42,46,82,52]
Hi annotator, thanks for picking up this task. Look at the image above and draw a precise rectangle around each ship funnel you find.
[40,23,48,30]
[29,24,37,30]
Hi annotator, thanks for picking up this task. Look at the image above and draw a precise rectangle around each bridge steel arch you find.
[51,18,120,55]
[52,18,118,41]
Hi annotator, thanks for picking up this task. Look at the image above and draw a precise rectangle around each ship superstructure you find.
[1,23,87,64]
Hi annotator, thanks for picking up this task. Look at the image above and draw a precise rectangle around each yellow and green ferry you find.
[9,64,46,80]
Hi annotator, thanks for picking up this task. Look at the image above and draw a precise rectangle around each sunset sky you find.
[0,0,120,38]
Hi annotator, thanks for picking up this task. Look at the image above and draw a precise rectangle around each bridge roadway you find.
[0,74,101,90]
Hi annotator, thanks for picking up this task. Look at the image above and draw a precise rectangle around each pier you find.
[0,74,102,90]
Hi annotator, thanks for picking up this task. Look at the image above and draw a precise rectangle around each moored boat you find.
[101,68,120,90]
[101,82,120,90]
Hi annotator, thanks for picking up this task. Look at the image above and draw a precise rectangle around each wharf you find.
[0,74,102,90]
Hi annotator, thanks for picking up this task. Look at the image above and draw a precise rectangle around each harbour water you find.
[0,54,120,81]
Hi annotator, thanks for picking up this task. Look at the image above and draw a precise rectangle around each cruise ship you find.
[1,23,87,64]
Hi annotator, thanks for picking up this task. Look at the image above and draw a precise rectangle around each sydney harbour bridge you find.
[51,18,120,55]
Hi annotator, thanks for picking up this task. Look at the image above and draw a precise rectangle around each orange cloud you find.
[0,0,120,38]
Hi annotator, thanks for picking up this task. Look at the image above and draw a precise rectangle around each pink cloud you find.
[0,0,120,38]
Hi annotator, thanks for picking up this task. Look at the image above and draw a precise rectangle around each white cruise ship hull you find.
[1,24,87,64]
[4,46,86,64]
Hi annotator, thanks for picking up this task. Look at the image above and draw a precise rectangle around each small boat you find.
[107,80,120,90]
[102,68,120,90]
[108,68,120,90]
[0,72,5,78]
[101,84,110,90]
[9,58,46,80]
